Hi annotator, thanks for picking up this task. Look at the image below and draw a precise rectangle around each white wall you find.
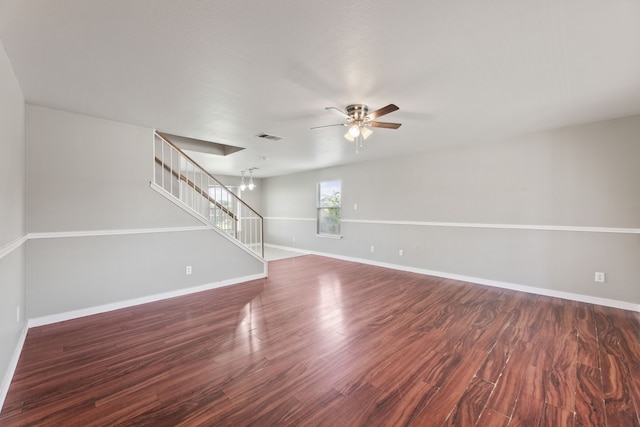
[261,115,640,307]
[0,38,27,407]
[25,106,265,319]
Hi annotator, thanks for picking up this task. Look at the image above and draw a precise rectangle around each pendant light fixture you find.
[239,168,258,191]
[239,170,247,191]
[247,167,256,191]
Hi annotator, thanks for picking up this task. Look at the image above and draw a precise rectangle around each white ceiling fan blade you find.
[325,107,349,119]
[311,123,347,130]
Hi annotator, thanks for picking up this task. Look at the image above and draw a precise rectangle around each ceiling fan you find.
[311,104,401,153]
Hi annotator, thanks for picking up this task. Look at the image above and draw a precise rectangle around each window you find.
[208,185,238,234]
[317,179,341,236]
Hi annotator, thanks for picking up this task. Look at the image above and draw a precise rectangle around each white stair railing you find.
[153,131,263,258]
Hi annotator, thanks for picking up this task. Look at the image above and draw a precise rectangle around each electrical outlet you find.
[370,245,375,253]
[292,236,296,242]
[354,203,358,210]
[16,305,20,323]
[186,265,192,275]
[594,272,605,283]
[399,249,404,256]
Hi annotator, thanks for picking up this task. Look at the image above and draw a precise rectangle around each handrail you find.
[153,131,264,258]
[154,157,238,221]
[155,132,263,221]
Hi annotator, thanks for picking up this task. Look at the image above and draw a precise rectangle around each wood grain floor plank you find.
[546,332,578,412]
[575,363,607,427]
[485,340,533,417]
[575,303,600,369]
[296,383,380,427]
[595,306,640,424]
[542,402,575,427]
[245,396,307,427]
[441,376,494,426]
[600,351,640,426]
[414,346,487,425]
[476,325,519,384]
[371,381,440,427]
[357,379,439,426]
[1,255,638,426]
[510,364,545,426]
[546,366,577,414]
[368,343,440,392]
[282,388,344,427]
[476,408,510,427]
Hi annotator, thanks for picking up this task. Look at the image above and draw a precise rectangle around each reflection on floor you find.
[263,245,307,261]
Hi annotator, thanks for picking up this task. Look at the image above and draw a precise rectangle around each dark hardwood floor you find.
[1,255,639,426]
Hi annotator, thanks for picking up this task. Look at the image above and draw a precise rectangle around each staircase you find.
[151,131,263,258]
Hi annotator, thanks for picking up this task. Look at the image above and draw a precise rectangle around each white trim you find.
[265,243,312,254]
[28,226,210,240]
[265,244,640,313]
[2,227,226,259]
[0,324,28,412]
[265,216,640,235]
[342,219,640,234]
[0,235,28,261]
[28,273,266,328]
[264,216,316,222]
[3,224,249,259]
[316,234,343,240]
[264,243,308,254]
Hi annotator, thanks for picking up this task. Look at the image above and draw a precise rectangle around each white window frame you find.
[316,179,342,238]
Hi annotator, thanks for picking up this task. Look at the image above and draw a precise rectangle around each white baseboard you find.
[0,324,28,412]
[28,273,267,328]
[265,244,640,312]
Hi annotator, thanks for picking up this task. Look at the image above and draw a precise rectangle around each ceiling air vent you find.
[255,133,282,141]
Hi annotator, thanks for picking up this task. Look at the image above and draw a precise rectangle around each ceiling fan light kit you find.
[312,104,401,153]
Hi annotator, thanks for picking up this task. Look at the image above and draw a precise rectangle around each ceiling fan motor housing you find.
[346,104,368,121]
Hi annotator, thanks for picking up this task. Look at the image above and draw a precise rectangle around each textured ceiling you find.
[1,0,639,178]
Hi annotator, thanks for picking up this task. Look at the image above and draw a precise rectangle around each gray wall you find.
[26,230,260,318]
[261,115,640,305]
[27,105,203,232]
[25,106,264,318]
[0,39,26,396]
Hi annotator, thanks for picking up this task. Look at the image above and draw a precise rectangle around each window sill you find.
[316,234,343,240]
